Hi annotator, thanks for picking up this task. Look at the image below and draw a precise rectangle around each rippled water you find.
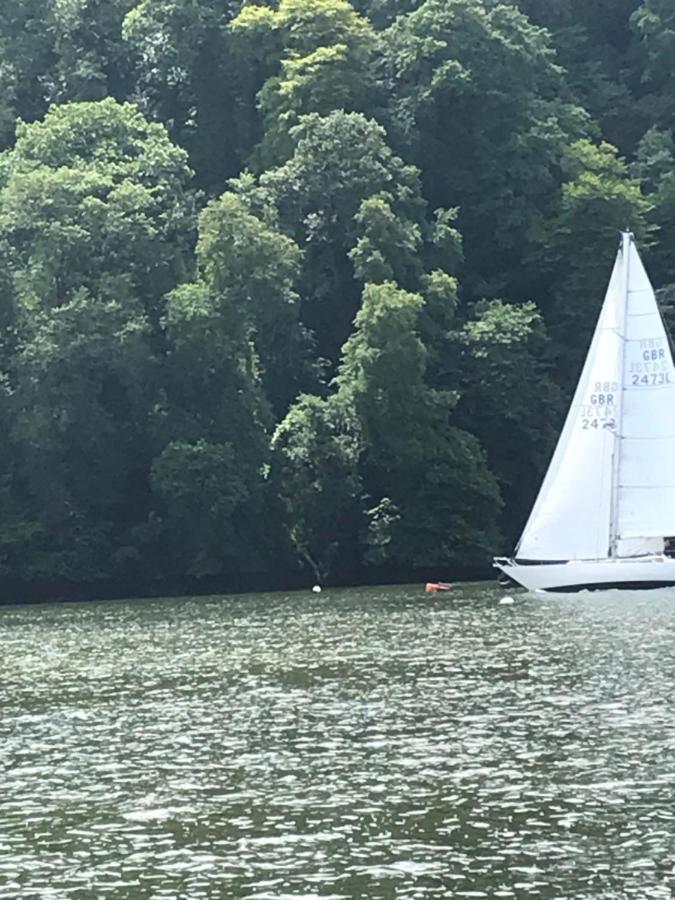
[2,583,675,898]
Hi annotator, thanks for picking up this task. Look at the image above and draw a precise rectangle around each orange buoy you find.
[425,581,452,593]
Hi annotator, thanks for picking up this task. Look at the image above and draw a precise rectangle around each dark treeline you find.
[0,0,673,599]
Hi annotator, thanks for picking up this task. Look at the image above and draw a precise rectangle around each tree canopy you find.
[0,0,669,597]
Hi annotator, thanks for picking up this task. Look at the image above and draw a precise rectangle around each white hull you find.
[493,555,675,592]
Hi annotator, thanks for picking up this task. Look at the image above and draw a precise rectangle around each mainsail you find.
[516,233,675,562]
[616,241,675,543]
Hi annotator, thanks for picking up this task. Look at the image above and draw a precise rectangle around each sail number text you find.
[629,340,670,383]
[631,371,670,386]
[581,383,616,430]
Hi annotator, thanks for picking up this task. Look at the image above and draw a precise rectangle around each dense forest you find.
[0,0,673,598]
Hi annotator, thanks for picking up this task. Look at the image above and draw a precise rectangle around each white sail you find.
[517,234,675,562]
[495,233,675,590]
[616,241,675,546]
[516,249,625,561]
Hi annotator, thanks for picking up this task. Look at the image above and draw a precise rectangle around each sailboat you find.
[494,232,675,592]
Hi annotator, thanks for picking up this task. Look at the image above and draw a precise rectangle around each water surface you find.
[2,583,675,898]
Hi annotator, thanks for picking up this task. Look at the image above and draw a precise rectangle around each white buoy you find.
[499,595,515,605]
[312,584,322,593]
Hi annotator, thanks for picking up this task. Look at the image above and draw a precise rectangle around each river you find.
[1,583,675,898]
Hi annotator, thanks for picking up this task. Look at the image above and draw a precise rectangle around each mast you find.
[608,230,631,557]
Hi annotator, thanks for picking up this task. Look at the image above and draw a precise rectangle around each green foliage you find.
[632,0,675,128]
[271,394,363,581]
[0,99,194,324]
[0,0,137,149]
[349,192,422,285]
[159,276,272,552]
[260,111,422,247]
[533,139,652,380]
[151,193,302,580]
[335,282,432,435]
[123,0,248,191]
[155,279,273,578]
[516,0,644,152]
[382,0,589,296]
[335,281,502,568]
[452,299,562,546]
[11,290,156,582]
[231,0,377,166]
[195,192,310,412]
[0,99,193,584]
[150,439,251,577]
[631,127,675,286]
[236,110,457,367]
[351,0,422,27]
[0,0,673,594]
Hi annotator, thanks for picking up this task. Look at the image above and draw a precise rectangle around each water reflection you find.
[1,585,675,897]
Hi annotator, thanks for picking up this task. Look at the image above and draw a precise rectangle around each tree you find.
[0,99,194,585]
[632,0,675,131]
[334,281,501,569]
[451,299,562,548]
[516,0,645,153]
[631,127,675,289]
[271,394,363,582]
[196,192,311,413]
[153,278,274,581]
[123,0,249,192]
[0,0,136,149]
[230,0,378,166]
[235,110,459,369]
[381,0,589,300]
[150,192,308,580]
[1,98,195,328]
[10,292,156,583]
[530,139,652,384]
[0,0,667,596]
[351,0,422,28]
